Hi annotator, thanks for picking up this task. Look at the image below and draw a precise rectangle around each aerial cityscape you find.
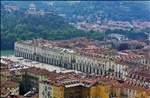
[1,1,150,98]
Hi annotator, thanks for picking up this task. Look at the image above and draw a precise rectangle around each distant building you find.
[58,14,66,17]
[25,4,36,15]
[4,5,19,12]
[128,40,140,49]
[106,33,128,41]
[29,4,36,15]
[25,4,53,15]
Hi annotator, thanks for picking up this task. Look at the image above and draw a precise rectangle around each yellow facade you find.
[90,86,97,97]
[97,85,109,98]
[40,79,150,98]
[90,84,118,98]
[1,86,19,95]
[137,91,150,98]
[81,87,90,98]
[0,88,10,98]
[0,75,7,81]
[40,82,150,98]
[12,75,22,82]
[0,75,11,81]
[0,72,22,82]
[53,86,64,98]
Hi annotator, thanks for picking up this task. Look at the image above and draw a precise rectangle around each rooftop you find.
[41,71,150,92]
[22,67,51,75]
[0,88,10,96]
[0,81,19,88]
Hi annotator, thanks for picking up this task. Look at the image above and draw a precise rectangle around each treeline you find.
[1,10,104,50]
[51,1,150,23]
[1,1,150,23]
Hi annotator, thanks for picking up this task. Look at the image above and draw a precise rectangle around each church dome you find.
[29,4,35,8]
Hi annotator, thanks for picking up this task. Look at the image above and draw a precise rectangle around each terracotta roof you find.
[122,83,145,92]
[145,89,150,95]
[40,71,150,92]
[128,40,139,45]
[0,66,9,72]
[1,70,22,77]
[14,71,22,75]
[0,88,10,96]
[0,81,19,88]
[0,71,12,77]
[144,55,150,60]
[22,67,51,75]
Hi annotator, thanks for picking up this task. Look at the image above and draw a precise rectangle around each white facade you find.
[14,40,132,78]
[39,82,53,98]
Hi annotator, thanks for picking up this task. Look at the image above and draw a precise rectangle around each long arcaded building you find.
[14,38,150,82]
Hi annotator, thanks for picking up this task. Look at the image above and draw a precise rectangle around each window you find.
[60,88,63,91]
[48,91,51,96]
[48,87,52,90]
[141,94,143,97]
[45,86,47,91]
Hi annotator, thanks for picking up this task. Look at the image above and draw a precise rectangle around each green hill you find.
[1,1,150,22]
[50,1,150,23]
[1,9,104,50]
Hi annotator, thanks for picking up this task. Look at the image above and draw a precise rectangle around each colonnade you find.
[15,50,122,77]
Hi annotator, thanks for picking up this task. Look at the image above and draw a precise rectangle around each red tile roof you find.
[0,88,10,96]
[145,89,150,95]
[22,67,51,75]
[0,81,19,88]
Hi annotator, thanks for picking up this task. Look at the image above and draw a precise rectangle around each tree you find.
[136,45,142,49]
[118,43,129,51]
[19,81,27,95]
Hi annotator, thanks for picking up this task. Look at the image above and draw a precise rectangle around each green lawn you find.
[1,50,14,56]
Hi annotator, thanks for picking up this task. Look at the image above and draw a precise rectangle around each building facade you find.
[0,81,20,95]
[14,39,150,80]
[22,67,51,91]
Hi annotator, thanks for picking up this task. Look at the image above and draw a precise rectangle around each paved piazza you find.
[1,55,67,73]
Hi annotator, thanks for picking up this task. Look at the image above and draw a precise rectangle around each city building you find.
[22,67,51,91]
[0,88,10,98]
[39,71,150,98]
[4,5,19,13]
[0,70,22,82]
[14,38,150,80]
[0,81,20,95]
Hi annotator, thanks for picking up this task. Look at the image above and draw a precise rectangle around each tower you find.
[29,4,36,15]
